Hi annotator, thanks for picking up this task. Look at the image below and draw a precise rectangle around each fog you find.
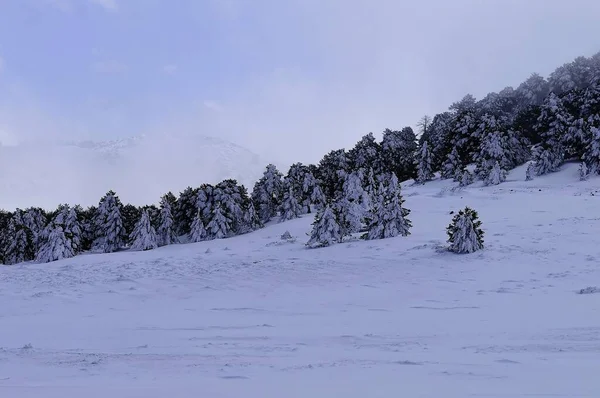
[1,0,600,209]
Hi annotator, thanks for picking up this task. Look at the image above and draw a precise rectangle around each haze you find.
[1,0,600,208]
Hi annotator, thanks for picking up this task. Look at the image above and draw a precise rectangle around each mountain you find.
[0,134,269,210]
[1,163,599,396]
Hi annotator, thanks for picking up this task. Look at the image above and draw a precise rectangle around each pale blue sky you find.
[1,0,600,163]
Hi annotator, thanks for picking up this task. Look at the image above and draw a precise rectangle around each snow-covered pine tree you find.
[92,191,126,253]
[316,149,349,200]
[206,205,232,240]
[4,214,34,264]
[348,133,382,172]
[53,204,83,254]
[457,168,474,187]
[415,140,435,184]
[241,199,262,233]
[35,224,74,263]
[22,207,46,254]
[441,146,462,180]
[485,161,507,186]
[279,184,302,222]
[77,205,96,252]
[251,164,284,223]
[157,194,178,246]
[130,210,158,251]
[285,163,311,214]
[381,127,417,181]
[174,186,199,235]
[363,174,411,240]
[306,204,342,248]
[213,180,247,234]
[579,161,590,181]
[525,161,535,181]
[301,172,326,212]
[474,115,509,181]
[582,125,600,175]
[531,93,571,175]
[121,204,142,239]
[189,210,207,243]
[447,207,484,254]
[336,170,370,236]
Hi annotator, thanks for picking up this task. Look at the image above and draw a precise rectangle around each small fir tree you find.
[206,206,231,240]
[580,162,590,181]
[485,161,507,186]
[458,168,474,187]
[363,175,411,240]
[306,205,343,248]
[415,141,435,184]
[157,195,178,246]
[189,211,207,242]
[279,185,302,222]
[447,207,484,254]
[525,162,535,181]
[130,210,158,251]
[442,146,462,180]
[36,224,74,263]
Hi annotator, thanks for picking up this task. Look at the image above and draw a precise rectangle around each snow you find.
[2,162,600,397]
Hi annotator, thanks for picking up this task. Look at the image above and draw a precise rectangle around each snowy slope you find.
[2,162,600,397]
[0,134,267,210]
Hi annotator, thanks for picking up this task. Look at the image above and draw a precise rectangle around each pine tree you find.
[485,161,507,186]
[121,204,142,239]
[92,191,126,253]
[206,206,231,240]
[35,224,74,263]
[285,163,311,214]
[52,204,82,254]
[189,210,207,243]
[316,149,349,199]
[442,146,462,180]
[415,140,435,184]
[174,186,199,235]
[363,175,412,240]
[302,172,326,212]
[306,205,342,248]
[457,168,474,187]
[130,210,158,251]
[279,185,302,222]
[241,200,262,233]
[579,162,590,181]
[4,214,34,265]
[531,93,571,175]
[251,164,284,223]
[381,127,417,180]
[336,170,370,236]
[447,207,484,254]
[157,194,178,246]
[582,125,600,174]
[348,133,382,171]
[525,161,535,181]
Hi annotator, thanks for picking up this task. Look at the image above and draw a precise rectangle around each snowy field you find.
[2,163,600,397]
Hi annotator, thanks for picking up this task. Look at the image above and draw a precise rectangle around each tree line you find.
[1,52,599,264]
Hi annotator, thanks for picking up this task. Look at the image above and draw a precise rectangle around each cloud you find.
[202,100,223,113]
[89,0,118,11]
[91,60,127,74]
[162,64,178,75]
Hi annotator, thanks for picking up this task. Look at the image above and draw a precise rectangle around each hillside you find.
[0,134,267,210]
[1,163,599,397]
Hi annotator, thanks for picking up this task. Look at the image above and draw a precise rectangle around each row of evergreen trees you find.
[1,52,599,264]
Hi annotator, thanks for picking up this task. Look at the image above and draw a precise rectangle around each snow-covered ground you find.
[2,163,600,397]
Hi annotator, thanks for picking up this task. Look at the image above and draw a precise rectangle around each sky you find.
[1,0,600,165]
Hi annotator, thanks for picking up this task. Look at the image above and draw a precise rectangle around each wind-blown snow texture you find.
[2,163,600,397]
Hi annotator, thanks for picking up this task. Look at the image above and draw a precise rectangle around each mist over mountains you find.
[0,133,268,210]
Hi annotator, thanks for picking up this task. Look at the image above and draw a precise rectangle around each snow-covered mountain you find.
[2,163,600,397]
[0,134,269,210]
